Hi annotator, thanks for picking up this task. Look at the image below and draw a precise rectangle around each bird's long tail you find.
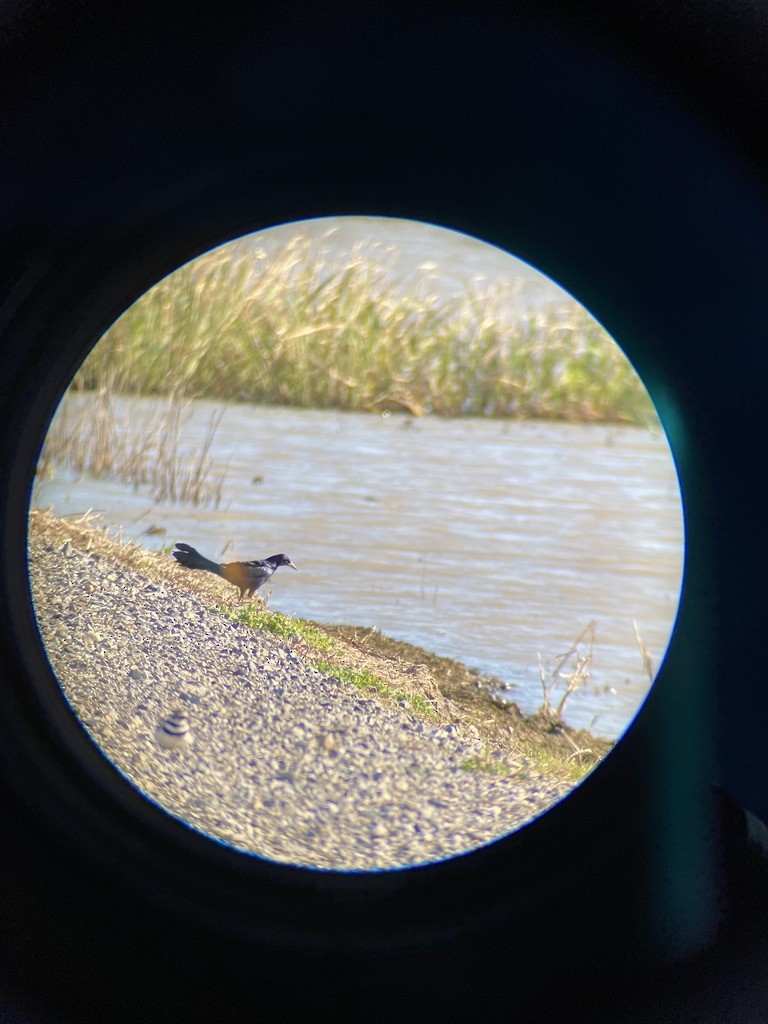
[172,542,224,579]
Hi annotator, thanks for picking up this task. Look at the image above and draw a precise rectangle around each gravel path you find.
[28,529,574,870]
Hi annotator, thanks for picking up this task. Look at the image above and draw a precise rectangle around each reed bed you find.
[38,383,227,508]
[73,232,658,426]
[38,231,658,504]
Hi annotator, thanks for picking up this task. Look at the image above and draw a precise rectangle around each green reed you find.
[74,233,658,427]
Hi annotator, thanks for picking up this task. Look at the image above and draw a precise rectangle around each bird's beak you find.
[288,560,298,571]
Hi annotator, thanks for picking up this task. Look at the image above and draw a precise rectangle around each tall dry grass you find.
[73,232,658,426]
[38,384,227,508]
[538,620,597,725]
[38,231,659,506]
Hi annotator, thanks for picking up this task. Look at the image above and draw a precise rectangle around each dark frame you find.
[2,4,768,1020]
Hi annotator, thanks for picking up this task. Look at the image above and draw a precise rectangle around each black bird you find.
[172,543,297,601]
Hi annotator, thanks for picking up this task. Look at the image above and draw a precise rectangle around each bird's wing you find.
[242,559,273,582]
[221,559,272,592]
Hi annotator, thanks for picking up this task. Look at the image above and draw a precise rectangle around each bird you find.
[171,542,298,601]
[155,710,192,750]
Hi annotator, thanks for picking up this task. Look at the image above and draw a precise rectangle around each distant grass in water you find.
[37,232,659,504]
[37,384,226,508]
[71,232,658,427]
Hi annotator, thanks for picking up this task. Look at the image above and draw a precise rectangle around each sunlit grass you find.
[219,603,437,717]
[71,232,657,425]
[458,753,510,776]
[221,605,338,653]
[312,659,437,717]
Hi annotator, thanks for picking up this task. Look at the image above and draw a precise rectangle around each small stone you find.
[155,710,192,750]
[320,732,338,753]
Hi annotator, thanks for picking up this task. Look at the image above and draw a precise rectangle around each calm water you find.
[34,398,684,740]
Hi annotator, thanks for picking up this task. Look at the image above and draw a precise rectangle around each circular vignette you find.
[6,225,646,951]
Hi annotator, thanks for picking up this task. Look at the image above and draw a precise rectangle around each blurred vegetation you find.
[71,233,658,426]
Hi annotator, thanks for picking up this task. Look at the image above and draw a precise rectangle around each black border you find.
[3,4,768,1021]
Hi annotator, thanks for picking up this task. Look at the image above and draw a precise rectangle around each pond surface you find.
[34,399,684,739]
